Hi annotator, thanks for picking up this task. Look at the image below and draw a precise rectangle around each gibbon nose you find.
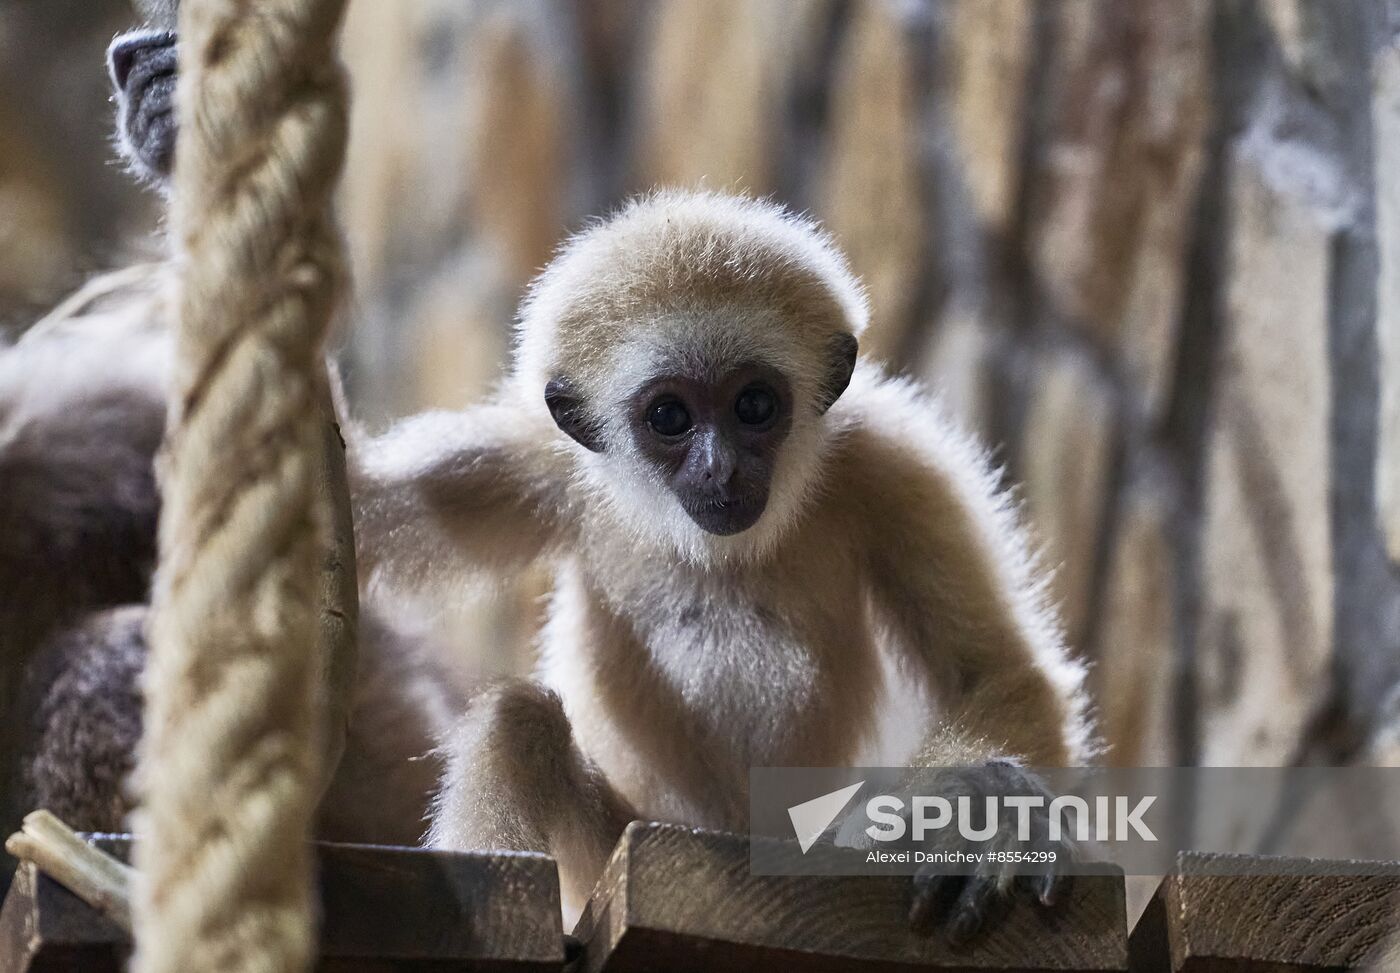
[108,30,174,90]
[698,434,738,490]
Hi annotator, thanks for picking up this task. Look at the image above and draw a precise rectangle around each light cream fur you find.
[351,190,1096,921]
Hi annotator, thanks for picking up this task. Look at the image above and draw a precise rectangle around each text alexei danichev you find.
[867,849,984,864]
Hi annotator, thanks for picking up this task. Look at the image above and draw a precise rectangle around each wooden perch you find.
[9,825,1400,972]
[1,836,563,973]
[574,822,1129,972]
[3,812,132,933]
[1128,851,1400,972]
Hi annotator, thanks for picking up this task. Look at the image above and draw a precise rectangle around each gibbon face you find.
[548,340,857,538]
[520,191,868,556]
[625,361,792,536]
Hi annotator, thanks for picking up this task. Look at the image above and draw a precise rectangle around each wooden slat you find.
[0,838,564,972]
[1127,851,1400,972]
[573,822,1128,973]
[0,861,119,973]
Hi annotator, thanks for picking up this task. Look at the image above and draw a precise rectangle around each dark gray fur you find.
[0,312,169,890]
[20,606,449,846]
[0,279,453,860]
[0,325,162,660]
[0,9,448,892]
[19,606,147,831]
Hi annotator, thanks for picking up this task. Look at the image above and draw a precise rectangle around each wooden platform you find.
[1128,851,1400,972]
[8,832,1400,970]
[573,822,1129,972]
[0,838,564,973]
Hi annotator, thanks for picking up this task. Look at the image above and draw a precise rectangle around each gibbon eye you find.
[647,397,692,437]
[735,385,777,426]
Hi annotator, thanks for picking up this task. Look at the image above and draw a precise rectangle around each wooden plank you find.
[0,861,122,973]
[313,841,561,966]
[1127,851,1400,972]
[573,822,1128,973]
[0,838,564,972]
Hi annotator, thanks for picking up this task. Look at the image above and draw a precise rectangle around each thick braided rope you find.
[132,1,349,970]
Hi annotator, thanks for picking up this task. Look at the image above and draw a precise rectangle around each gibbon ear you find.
[545,378,605,452]
[816,333,858,414]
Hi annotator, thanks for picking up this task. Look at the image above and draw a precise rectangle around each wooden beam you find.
[0,838,565,972]
[1127,851,1400,972]
[0,861,120,973]
[573,822,1128,972]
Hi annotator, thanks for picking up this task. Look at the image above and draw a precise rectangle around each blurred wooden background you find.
[5,0,1400,769]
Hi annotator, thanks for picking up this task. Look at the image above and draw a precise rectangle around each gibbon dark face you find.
[544,329,858,538]
[629,363,793,536]
[107,28,179,182]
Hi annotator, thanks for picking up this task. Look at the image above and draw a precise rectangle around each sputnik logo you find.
[787,781,864,853]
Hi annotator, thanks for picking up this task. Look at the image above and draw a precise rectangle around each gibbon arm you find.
[841,410,1090,769]
[428,681,633,915]
[351,404,575,590]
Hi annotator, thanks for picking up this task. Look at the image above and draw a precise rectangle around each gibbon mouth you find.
[682,495,766,536]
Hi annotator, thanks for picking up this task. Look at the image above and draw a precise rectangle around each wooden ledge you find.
[1128,851,1400,972]
[0,838,564,973]
[573,822,1128,972]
